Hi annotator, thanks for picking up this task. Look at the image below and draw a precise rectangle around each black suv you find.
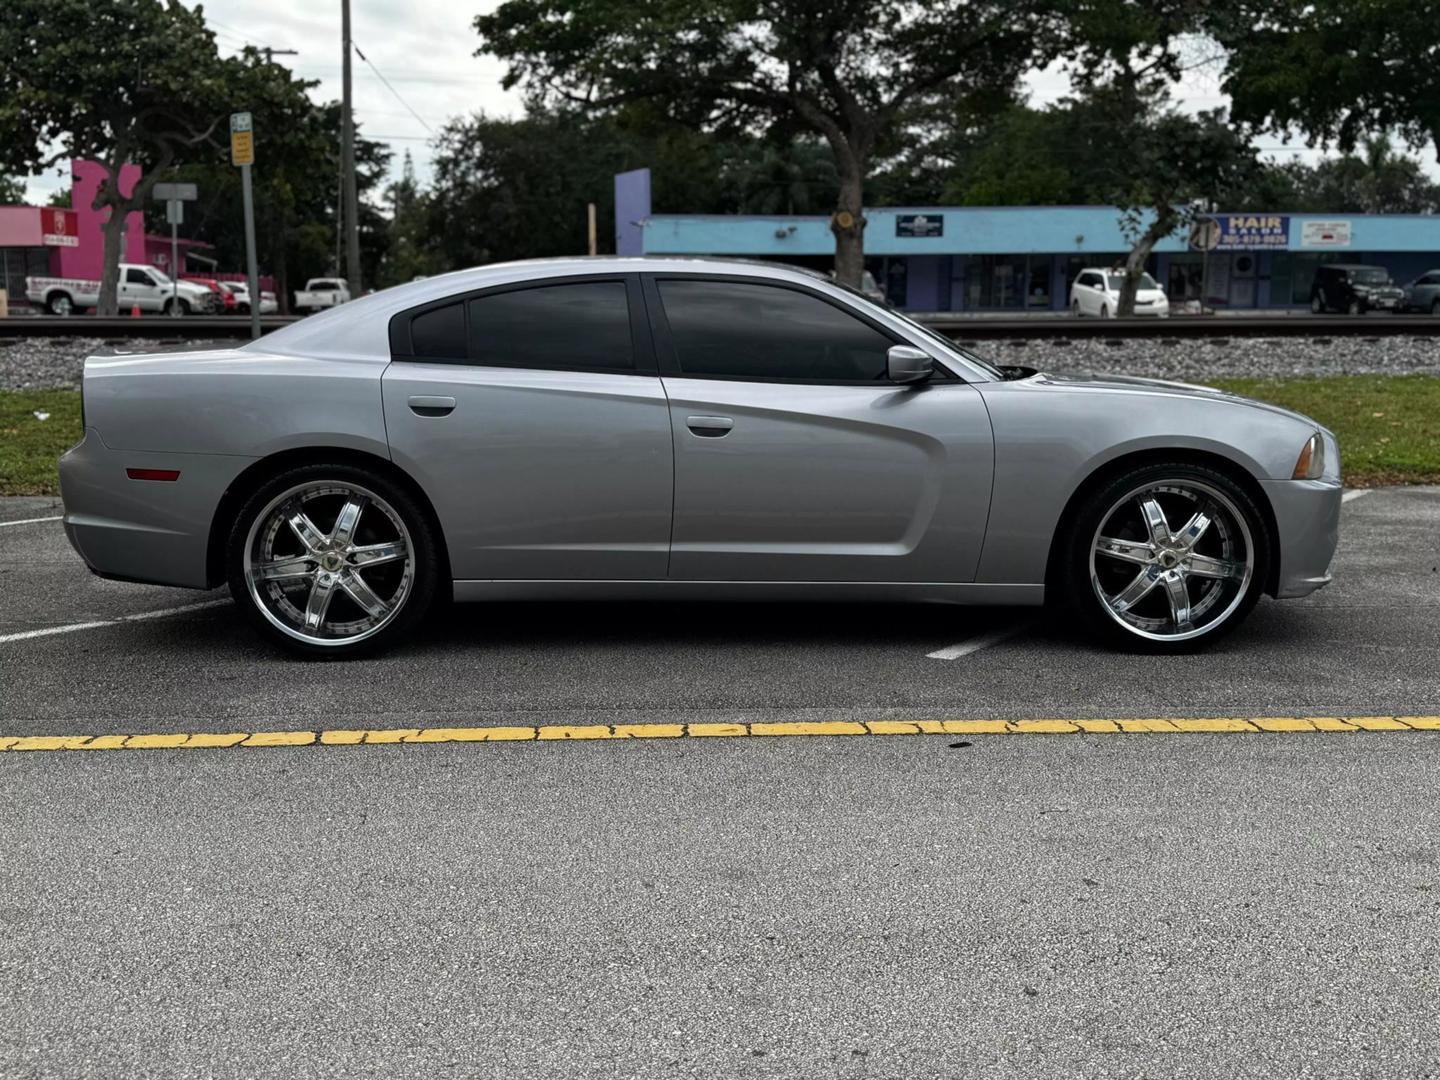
[1310,264,1405,314]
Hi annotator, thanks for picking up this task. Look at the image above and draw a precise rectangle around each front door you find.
[645,275,994,583]
[382,274,674,581]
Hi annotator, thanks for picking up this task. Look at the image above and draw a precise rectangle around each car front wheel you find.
[1059,463,1270,652]
[227,464,439,657]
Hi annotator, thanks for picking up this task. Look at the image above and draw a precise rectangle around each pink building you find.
[1,160,272,308]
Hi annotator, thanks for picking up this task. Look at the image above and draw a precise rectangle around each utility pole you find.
[341,0,362,293]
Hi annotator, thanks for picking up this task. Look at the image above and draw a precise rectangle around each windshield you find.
[1350,268,1391,285]
[1106,272,1159,291]
[148,268,172,285]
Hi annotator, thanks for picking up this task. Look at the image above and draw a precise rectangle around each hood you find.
[1028,370,1323,430]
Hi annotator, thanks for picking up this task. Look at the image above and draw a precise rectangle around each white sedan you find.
[1070,268,1170,318]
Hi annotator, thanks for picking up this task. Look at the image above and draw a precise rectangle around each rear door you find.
[382,274,674,581]
[645,274,993,583]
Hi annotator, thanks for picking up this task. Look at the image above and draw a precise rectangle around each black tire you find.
[1431,299,1440,316]
[225,462,440,658]
[1347,298,1363,316]
[48,292,74,316]
[1071,299,1082,317]
[1056,461,1271,654]
[1310,293,1324,314]
[164,297,191,317]
[1100,304,1110,319]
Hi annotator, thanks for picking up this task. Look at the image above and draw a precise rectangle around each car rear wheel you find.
[1071,299,1082,317]
[1347,298,1362,316]
[1310,294,1324,314]
[1431,299,1440,316]
[227,464,439,658]
[48,293,74,316]
[1059,462,1270,652]
[1100,304,1111,318]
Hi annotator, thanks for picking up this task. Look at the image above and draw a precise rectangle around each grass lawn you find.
[2,376,1438,496]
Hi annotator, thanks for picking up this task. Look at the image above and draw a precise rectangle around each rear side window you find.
[469,281,633,371]
[411,302,465,360]
[655,279,894,382]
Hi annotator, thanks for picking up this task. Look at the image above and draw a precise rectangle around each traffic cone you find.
[130,304,141,318]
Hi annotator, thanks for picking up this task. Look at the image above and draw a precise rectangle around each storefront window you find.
[1167,256,1204,303]
[0,247,49,306]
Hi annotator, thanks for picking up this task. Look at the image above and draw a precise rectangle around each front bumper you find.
[59,429,256,590]
[1261,477,1342,598]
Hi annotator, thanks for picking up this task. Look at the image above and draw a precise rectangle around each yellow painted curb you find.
[2,716,1438,754]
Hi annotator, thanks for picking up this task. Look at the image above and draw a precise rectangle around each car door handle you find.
[686,415,733,437]
[408,395,456,417]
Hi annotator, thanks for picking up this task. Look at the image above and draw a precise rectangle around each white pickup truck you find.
[26,263,216,316]
[294,278,352,312]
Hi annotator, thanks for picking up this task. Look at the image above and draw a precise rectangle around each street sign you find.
[230,112,255,167]
[896,213,944,238]
[166,200,184,226]
[1188,218,1220,252]
[153,182,198,201]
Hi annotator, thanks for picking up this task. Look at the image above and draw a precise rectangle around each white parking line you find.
[0,515,63,528]
[0,599,230,645]
[1342,489,1370,504]
[927,625,1028,660]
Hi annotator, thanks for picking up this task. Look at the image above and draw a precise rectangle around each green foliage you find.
[1236,138,1440,215]
[0,176,24,203]
[1214,1,1440,163]
[473,0,1059,282]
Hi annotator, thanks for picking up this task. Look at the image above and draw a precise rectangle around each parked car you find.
[1069,268,1170,318]
[219,281,279,315]
[294,278,351,312]
[26,264,215,316]
[58,258,1340,658]
[1309,264,1405,314]
[1400,269,1440,314]
[183,276,234,311]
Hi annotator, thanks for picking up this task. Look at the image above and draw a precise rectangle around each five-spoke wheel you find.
[228,465,438,656]
[1062,463,1268,650]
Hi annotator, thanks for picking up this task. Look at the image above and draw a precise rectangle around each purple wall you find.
[614,168,651,256]
[57,161,144,279]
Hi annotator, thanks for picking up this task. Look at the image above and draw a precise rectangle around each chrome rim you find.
[1089,479,1254,642]
[242,481,413,647]
[52,295,72,316]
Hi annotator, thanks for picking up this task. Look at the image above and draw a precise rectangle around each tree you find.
[1058,1,1255,315]
[1214,1,1440,168]
[0,0,240,314]
[379,153,442,287]
[0,176,24,204]
[473,0,1056,286]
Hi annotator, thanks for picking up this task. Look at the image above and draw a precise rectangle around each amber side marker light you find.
[125,468,181,482]
[1292,433,1325,480]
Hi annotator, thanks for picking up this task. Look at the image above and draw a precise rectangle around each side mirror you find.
[887,345,934,384]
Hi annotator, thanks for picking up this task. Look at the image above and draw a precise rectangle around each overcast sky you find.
[18,1,1433,205]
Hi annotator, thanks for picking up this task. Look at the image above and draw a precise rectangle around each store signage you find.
[41,208,79,247]
[1300,219,1352,248]
[896,213,944,238]
[1213,214,1289,250]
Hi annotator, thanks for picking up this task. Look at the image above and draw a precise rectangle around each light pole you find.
[341,0,362,293]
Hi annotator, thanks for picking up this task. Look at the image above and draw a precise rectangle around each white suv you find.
[1069,268,1170,318]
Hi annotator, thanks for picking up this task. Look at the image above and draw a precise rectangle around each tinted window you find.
[468,282,632,370]
[411,302,465,359]
[125,268,151,285]
[657,280,893,381]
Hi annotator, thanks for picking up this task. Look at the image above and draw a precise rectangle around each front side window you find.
[656,279,894,382]
[468,281,633,370]
[125,268,151,285]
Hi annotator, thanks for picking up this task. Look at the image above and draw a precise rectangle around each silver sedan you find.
[58,258,1341,657]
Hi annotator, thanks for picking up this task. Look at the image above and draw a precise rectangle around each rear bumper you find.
[1261,477,1342,599]
[59,429,256,590]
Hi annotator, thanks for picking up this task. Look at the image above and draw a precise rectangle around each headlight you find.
[1292,433,1325,479]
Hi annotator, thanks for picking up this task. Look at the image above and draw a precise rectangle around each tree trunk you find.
[95,204,129,317]
[829,149,867,289]
[1117,216,1173,317]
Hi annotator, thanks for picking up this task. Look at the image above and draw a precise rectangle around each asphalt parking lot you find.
[3,488,1439,1078]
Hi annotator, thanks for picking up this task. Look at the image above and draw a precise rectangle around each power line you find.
[352,43,435,134]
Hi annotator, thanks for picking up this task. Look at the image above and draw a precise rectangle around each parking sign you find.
[230,112,255,166]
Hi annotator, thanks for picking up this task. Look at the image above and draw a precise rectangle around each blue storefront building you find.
[613,167,1440,312]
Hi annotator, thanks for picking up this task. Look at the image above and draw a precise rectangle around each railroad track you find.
[2,313,1440,340]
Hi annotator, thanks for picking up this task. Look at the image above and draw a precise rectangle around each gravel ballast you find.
[3,332,1440,390]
